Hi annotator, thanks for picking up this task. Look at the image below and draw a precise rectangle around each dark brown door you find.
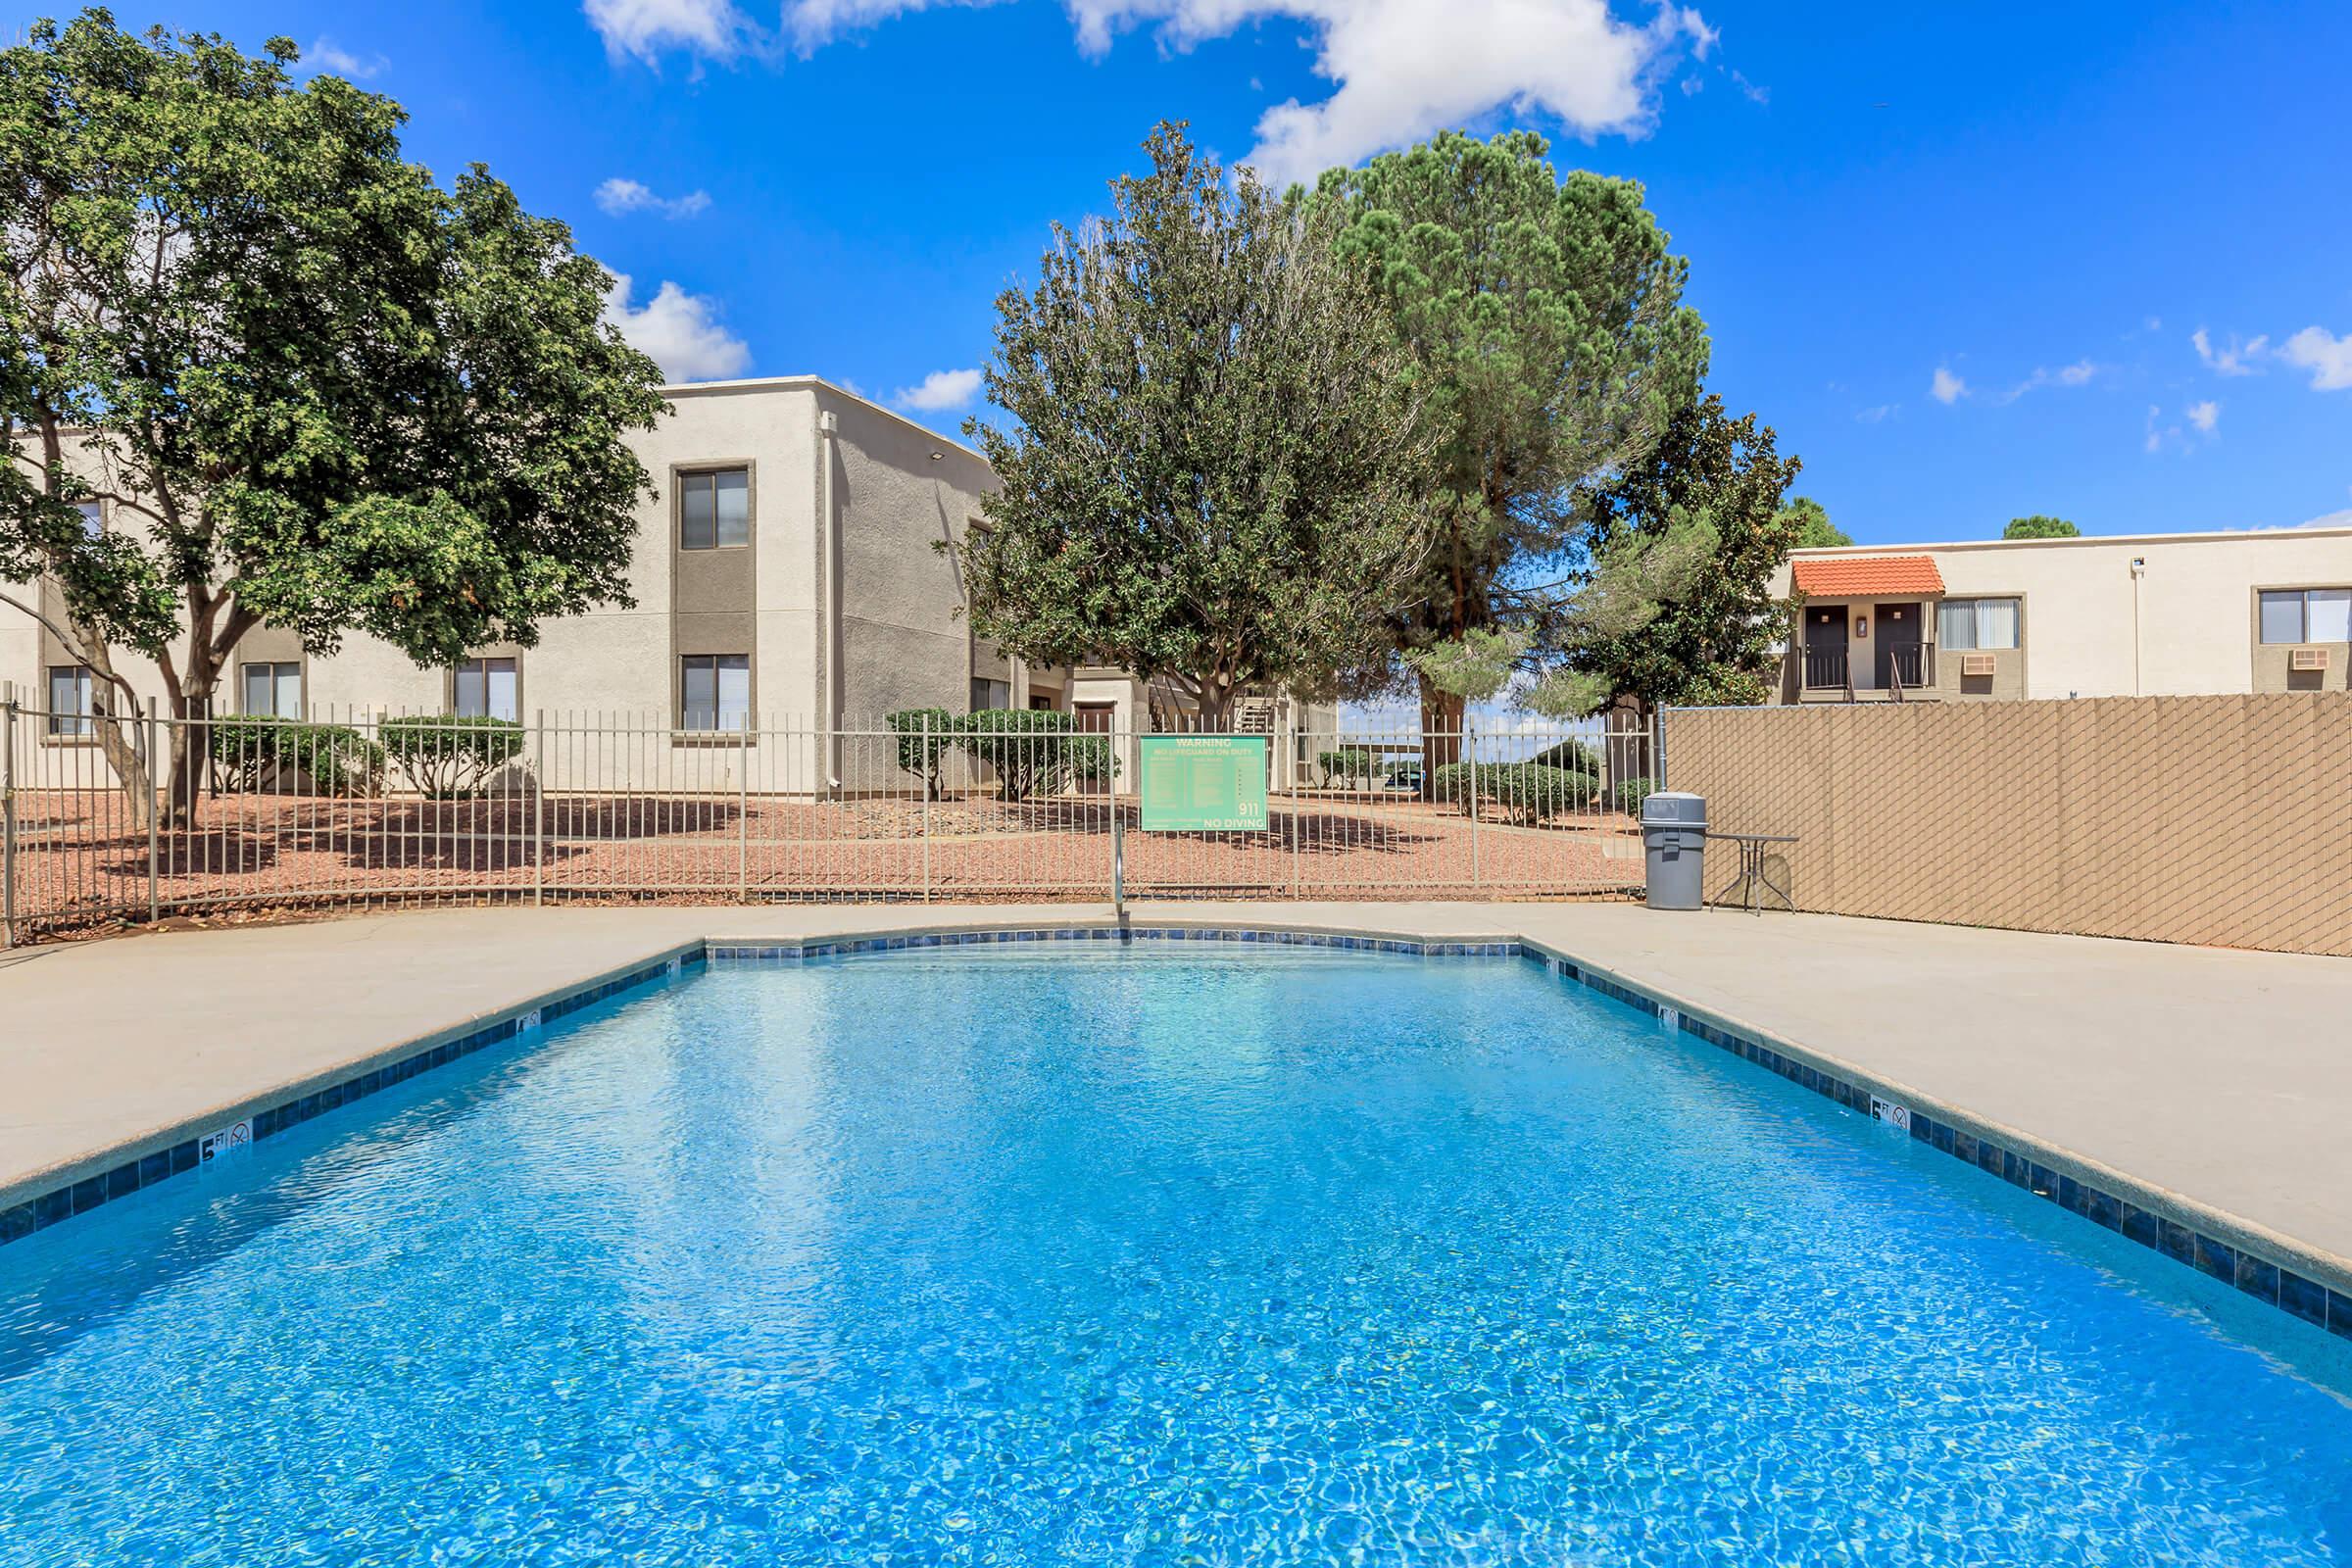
[1875,602,1922,687]
[1804,606,1848,688]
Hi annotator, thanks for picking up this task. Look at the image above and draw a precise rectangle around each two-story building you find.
[5,376,1334,787]
[1770,526,2352,703]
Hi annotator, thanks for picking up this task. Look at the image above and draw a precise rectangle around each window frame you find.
[2260,587,2352,645]
[676,466,753,552]
[678,652,753,732]
[240,660,304,718]
[46,664,95,737]
[969,676,1010,712]
[451,655,521,722]
[1937,596,2021,653]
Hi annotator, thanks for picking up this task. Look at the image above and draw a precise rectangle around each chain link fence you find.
[1,698,1657,944]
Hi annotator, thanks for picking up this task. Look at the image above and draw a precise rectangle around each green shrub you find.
[208,718,385,796]
[1616,775,1658,815]
[961,709,1114,802]
[380,715,526,799]
[1430,761,1597,823]
[886,707,956,800]
[1532,738,1601,775]
[1318,746,1378,784]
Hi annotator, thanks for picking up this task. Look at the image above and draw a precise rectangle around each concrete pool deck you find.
[5,903,2350,1289]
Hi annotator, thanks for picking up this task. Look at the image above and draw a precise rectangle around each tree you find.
[1311,129,1708,759]
[1571,396,1805,710]
[2003,514,2080,539]
[1779,496,1851,549]
[1,14,665,821]
[957,122,1433,730]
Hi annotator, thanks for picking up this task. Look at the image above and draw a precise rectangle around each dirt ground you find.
[5,787,1646,939]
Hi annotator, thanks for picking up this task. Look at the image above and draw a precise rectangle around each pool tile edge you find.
[1512,937,2352,1346]
[0,941,707,1247]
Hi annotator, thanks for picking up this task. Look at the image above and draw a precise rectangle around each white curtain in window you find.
[1976,599,2019,650]
[1937,601,1974,650]
[2259,592,2305,645]
[715,655,750,730]
[2307,589,2352,644]
[485,660,518,722]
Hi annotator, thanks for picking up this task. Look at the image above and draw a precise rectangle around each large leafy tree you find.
[1311,129,1708,753]
[1,12,665,818]
[959,122,1433,729]
[1778,495,1851,549]
[1571,395,1805,710]
[2003,514,2080,539]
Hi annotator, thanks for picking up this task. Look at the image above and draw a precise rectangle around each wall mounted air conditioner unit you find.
[1961,654,1997,677]
[2290,647,2328,671]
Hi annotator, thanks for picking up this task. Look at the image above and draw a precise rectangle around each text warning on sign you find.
[1138,735,1269,832]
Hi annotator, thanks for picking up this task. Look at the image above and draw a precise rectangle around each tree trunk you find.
[1195,679,1236,733]
[87,698,159,836]
[1418,673,1464,800]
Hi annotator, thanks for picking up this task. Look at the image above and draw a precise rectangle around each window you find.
[241,661,303,717]
[681,654,751,731]
[1938,597,2020,651]
[2260,588,2352,644]
[970,676,1010,711]
[75,501,103,538]
[679,468,750,550]
[46,665,94,736]
[454,657,519,721]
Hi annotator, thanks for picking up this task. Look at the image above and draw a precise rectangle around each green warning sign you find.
[1138,735,1269,832]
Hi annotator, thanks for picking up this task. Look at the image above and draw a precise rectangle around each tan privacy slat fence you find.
[1662,694,2352,956]
[1,702,1655,943]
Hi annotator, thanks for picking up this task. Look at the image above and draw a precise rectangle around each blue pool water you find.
[5,948,2351,1566]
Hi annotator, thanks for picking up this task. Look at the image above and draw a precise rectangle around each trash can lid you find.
[1640,791,1707,825]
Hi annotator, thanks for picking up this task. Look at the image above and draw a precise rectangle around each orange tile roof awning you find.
[1790,554,1945,598]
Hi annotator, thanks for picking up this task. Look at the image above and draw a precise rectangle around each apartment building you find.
[1769,526,2352,703]
[6,376,1332,787]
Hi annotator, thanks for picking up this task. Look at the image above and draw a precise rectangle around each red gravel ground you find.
[6,787,1645,939]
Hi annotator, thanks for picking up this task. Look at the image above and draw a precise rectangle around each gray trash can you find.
[1641,792,1707,910]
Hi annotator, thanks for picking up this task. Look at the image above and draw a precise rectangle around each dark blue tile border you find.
[9,919,2347,1355]
[0,950,699,1250]
[1515,942,2352,1348]
[705,926,1521,962]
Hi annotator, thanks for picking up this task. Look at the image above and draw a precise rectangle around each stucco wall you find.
[1774,528,2352,701]
[821,387,997,724]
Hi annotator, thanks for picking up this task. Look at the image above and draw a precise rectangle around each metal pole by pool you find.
[2,697,16,949]
[146,700,160,924]
[920,711,932,904]
[1111,785,1125,916]
[533,710,547,907]
[1467,721,1480,891]
[737,723,751,903]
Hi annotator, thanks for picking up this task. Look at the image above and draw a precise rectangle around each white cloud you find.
[2278,325,2352,391]
[2143,404,2168,454]
[1730,68,1768,105]
[595,177,712,220]
[303,36,384,77]
[2185,399,2220,434]
[2191,326,2266,376]
[600,273,751,381]
[1854,404,1895,423]
[895,368,984,411]
[1930,367,1966,405]
[1995,359,2097,403]
[587,0,755,61]
[591,0,1718,188]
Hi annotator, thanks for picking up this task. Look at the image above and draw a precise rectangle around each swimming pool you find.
[4,946,2349,1565]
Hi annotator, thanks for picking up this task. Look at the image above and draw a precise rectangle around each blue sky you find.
[17,0,2352,544]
